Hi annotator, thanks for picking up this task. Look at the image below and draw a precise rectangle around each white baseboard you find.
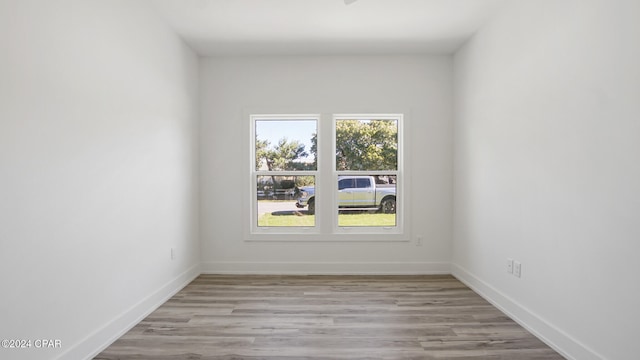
[55,262,602,360]
[451,263,604,360]
[55,263,201,360]
[201,261,450,275]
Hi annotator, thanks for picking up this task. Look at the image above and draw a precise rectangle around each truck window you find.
[355,178,371,188]
[338,178,355,190]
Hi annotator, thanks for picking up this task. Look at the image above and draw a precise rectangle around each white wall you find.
[0,1,200,359]
[453,0,640,359]
[200,55,453,274]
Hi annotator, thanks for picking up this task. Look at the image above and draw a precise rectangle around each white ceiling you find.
[147,0,507,55]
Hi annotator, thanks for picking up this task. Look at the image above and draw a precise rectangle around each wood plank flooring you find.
[94,275,564,359]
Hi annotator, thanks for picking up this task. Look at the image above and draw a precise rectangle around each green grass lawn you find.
[338,213,396,227]
[258,213,315,227]
[257,212,395,227]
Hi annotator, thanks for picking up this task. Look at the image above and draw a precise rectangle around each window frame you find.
[247,112,408,242]
[250,114,320,235]
[332,114,404,234]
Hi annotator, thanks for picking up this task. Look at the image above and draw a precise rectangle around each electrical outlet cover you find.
[514,261,521,278]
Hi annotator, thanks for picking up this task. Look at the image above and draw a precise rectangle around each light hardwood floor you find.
[95,275,564,359]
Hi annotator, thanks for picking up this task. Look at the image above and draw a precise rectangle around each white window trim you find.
[246,112,409,242]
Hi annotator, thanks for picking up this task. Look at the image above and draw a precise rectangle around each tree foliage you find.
[255,119,397,193]
[267,138,308,171]
[335,119,397,171]
[256,135,315,192]
[255,137,269,170]
[310,132,317,169]
[256,136,310,171]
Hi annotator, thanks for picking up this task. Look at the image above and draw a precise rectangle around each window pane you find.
[257,175,315,227]
[337,175,397,227]
[256,119,317,171]
[335,119,398,171]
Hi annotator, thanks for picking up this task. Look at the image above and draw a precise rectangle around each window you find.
[256,175,315,227]
[334,116,400,229]
[251,115,318,231]
[250,113,404,238]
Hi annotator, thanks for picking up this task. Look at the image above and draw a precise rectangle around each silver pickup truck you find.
[295,175,396,215]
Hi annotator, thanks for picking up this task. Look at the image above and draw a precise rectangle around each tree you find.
[255,136,310,171]
[309,132,317,169]
[256,136,312,193]
[335,119,397,171]
[264,138,308,171]
[255,137,269,170]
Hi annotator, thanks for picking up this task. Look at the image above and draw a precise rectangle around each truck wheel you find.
[307,199,315,215]
[380,198,396,214]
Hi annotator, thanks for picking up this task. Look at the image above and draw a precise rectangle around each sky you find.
[255,119,316,161]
